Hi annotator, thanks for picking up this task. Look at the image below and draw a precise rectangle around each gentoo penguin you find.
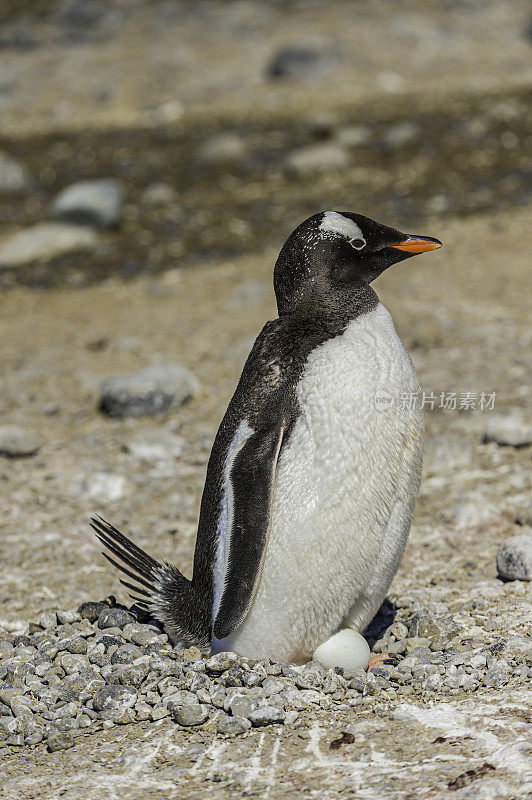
[91,211,441,673]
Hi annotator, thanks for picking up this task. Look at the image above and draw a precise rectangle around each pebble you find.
[51,179,124,229]
[483,411,532,447]
[99,364,198,418]
[217,714,251,735]
[0,426,41,458]
[171,704,209,726]
[267,45,338,81]
[496,534,532,581]
[0,151,32,194]
[515,502,532,527]
[0,223,98,268]
[249,705,286,727]
[284,142,350,176]
[0,597,528,749]
[98,608,137,630]
[198,133,248,166]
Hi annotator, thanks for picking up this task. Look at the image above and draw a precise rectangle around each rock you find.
[267,45,338,81]
[382,122,419,149]
[99,364,198,418]
[217,714,251,735]
[515,502,532,527]
[0,426,41,458]
[51,179,124,229]
[0,151,32,194]
[198,134,247,166]
[124,429,184,461]
[335,125,372,148]
[92,685,137,713]
[98,608,136,630]
[483,411,532,447]
[78,601,110,623]
[226,694,262,719]
[141,183,178,205]
[205,652,241,675]
[496,535,532,581]
[56,610,80,625]
[452,493,499,528]
[0,223,97,267]
[80,471,128,502]
[424,435,473,476]
[248,705,285,727]
[284,142,350,176]
[171,704,209,726]
[47,732,75,752]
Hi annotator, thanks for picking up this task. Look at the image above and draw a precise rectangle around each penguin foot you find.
[313,629,370,675]
[367,652,391,672]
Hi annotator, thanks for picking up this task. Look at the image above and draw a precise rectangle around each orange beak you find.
[392,236,442,253]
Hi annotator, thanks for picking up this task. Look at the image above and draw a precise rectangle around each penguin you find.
[91,211,441,673]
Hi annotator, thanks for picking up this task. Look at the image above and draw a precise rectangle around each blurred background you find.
[0,1,531,626]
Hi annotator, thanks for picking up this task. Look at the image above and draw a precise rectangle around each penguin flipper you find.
[212,418,285,640]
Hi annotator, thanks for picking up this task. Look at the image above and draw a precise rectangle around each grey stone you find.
[78,601,109,623]
[295,661,325,689]
[217,714,251,735]
[171,704,209,726]
[52,179,124,229]
[452,493,499,528]
[267,45,338,81]
[0,223,97,268]
[165,691,199,709]
[56,610,80,625]
[483,411,532,447]
[56,636,87,655]
[249,705,285,727]
[98,608,136,630]
[382,121,419,149]
[141,183,178,205]
[0,151,32,194]
[205,652,241,675]
[99,364,198,418]
[110,645,141,665]
[226,694,262,719]
[497,534,532,581]
[284,142,349,176]
[515,502,532,527]
[58,653,90,674]
[261,677,285,696]
[47,732,75,752]
[0,426,41,458]
[92,685,137,713]
[124,429,184,461]
[198,133,247,166]
[150,704,170,721]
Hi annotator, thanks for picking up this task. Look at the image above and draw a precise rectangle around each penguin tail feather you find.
[89,515,210,652]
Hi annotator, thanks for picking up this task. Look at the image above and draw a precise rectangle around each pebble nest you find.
[1,598,530,754]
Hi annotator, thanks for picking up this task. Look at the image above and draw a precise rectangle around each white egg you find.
[313,629,371,674]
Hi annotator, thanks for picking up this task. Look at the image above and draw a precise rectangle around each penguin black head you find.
[274,211,441,315]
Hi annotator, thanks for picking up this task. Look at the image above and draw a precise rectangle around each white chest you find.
[222,303,424,662]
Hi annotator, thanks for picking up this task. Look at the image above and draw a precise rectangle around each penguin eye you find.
[349,237,366,250]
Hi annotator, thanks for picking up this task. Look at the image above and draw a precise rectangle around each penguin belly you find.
[218,303,424,663]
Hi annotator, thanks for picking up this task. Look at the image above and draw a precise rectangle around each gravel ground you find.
[1,207,531,798]
[0,2,531,797]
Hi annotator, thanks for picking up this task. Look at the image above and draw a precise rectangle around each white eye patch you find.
[319,211,364,241]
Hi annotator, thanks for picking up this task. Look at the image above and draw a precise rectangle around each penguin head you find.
[274,211,441,314]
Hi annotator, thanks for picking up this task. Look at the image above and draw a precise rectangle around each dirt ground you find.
[0,1,531,798]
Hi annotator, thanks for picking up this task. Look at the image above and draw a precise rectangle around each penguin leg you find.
[313,629,370,674]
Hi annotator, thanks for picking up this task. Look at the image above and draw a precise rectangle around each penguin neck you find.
[276,276,380,328]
